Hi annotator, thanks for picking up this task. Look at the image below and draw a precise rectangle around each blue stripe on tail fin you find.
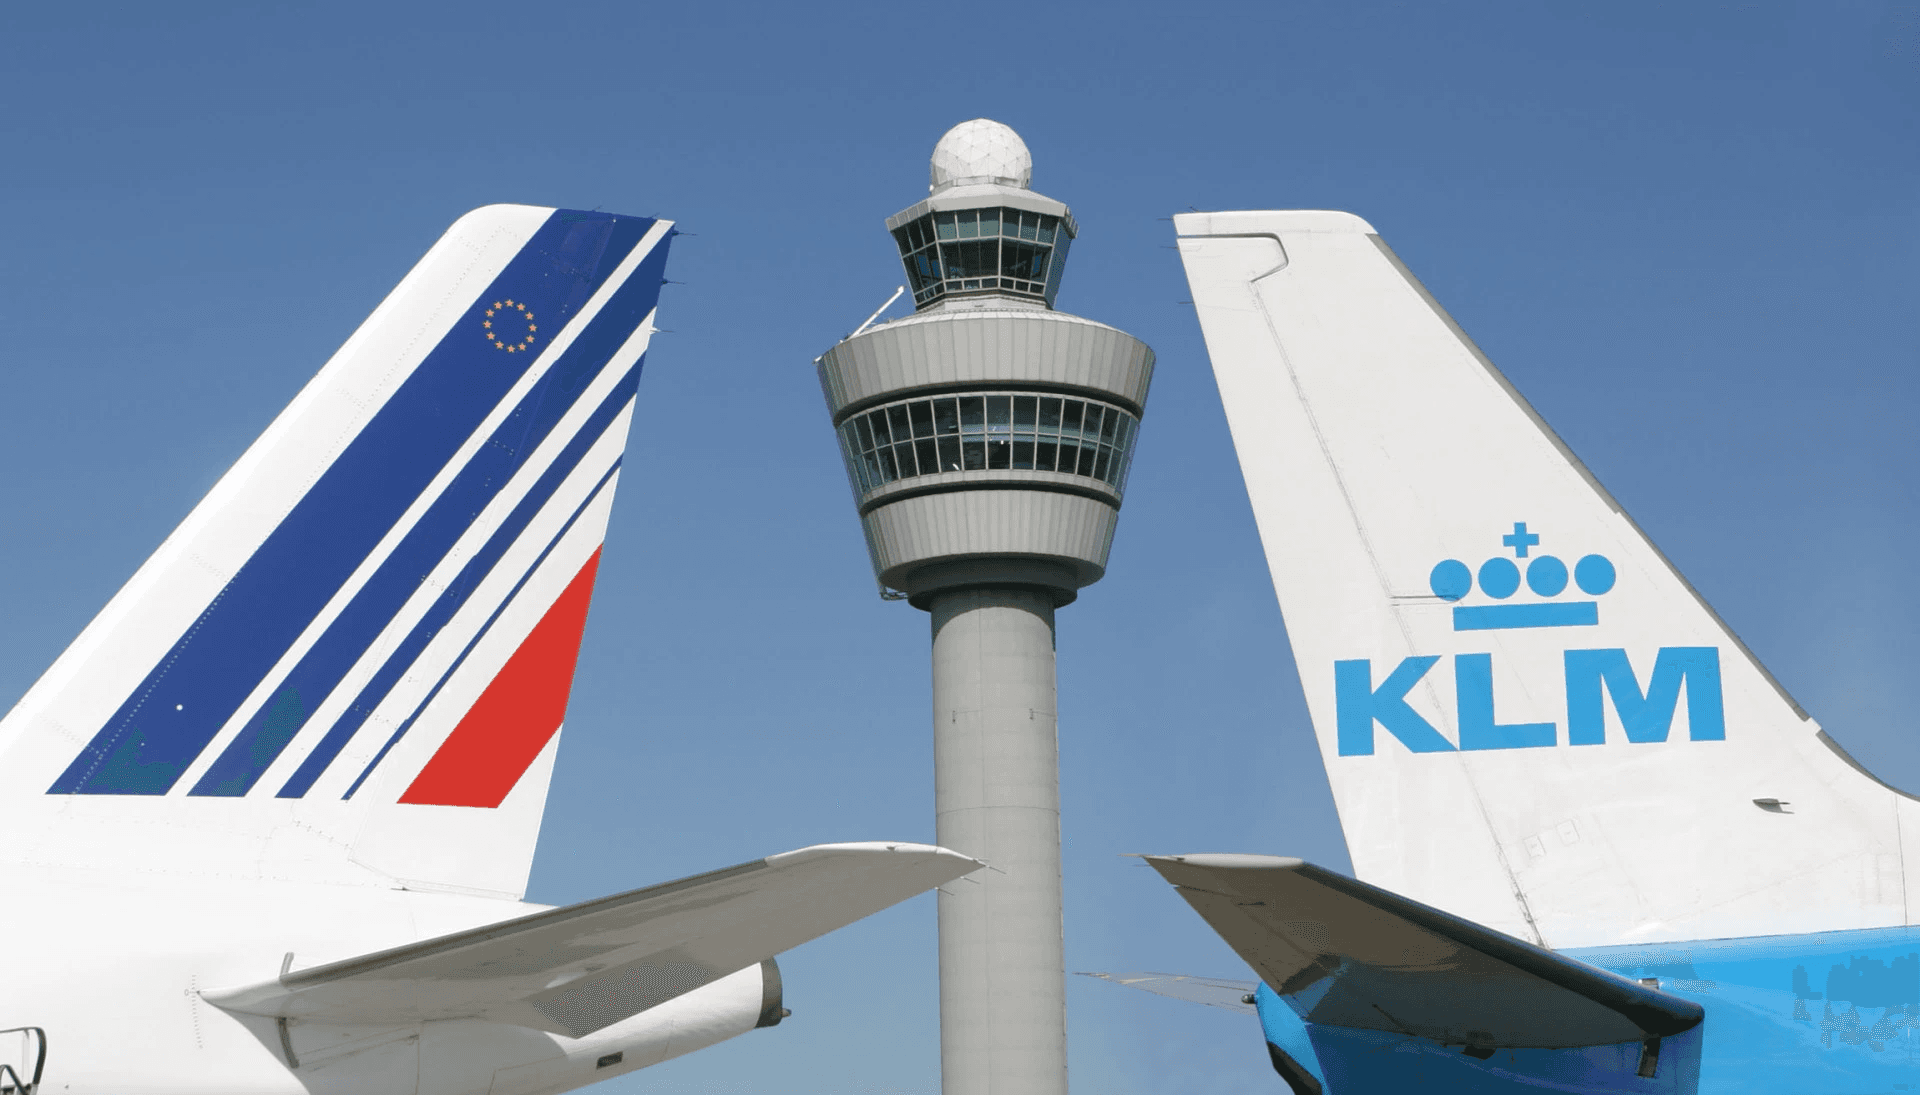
[190,237,667,798]
[283,362,644,800]
[51,210,659,796]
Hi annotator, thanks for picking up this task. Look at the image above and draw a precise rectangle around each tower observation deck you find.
[815,120,1155,1095]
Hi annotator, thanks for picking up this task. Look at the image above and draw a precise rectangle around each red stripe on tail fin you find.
[400,549,603,808]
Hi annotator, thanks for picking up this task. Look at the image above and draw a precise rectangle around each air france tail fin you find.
[1175,210,1914,948]
[0,205,672,899]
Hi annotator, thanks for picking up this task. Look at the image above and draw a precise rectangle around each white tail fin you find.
[1175,210,1914,948]
[0,205,673,899]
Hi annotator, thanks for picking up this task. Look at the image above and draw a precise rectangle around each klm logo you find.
[1429,520,1614,631]
[1335,523,1726,756]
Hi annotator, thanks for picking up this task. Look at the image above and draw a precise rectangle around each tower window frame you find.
[837,390,1140,497]
[891,207,1074,309]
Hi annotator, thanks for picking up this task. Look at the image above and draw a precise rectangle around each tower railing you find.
[0,1028,45,1095]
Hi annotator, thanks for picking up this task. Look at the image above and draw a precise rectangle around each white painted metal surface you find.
[1176,209,1919,949]
[862,491,1119,593]
[205,843,976,1036]
[818,309,1153,418]
[7,845,977,1095]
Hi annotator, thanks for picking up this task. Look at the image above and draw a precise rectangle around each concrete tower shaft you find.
[815,119,1153,1095]
[930,588,1062,1095]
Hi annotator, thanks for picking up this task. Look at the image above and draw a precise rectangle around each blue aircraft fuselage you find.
[1258,925,1920,1094]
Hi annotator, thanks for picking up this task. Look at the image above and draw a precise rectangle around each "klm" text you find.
[1333,647,1725,755]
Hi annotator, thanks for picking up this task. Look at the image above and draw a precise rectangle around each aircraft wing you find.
[1144,854,1702,1049]
[206,842,978,1038]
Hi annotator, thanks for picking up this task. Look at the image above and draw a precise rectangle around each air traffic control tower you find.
[815,120,1154,1095]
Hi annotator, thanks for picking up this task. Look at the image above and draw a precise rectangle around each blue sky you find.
[0,3,1915,1093]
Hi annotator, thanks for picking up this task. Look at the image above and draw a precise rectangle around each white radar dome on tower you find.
[929,119,1033,193]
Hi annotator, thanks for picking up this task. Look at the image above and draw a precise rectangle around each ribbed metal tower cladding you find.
[815,120,1153,1095]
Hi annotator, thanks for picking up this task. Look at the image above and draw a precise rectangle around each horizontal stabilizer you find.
[206,842,978,1038]
[1078,971,1256,1014]
[1145,854,1701,1049]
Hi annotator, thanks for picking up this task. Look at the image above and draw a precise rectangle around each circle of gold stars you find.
[483,299,538,353]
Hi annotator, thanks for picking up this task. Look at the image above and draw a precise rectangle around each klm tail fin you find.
[1175,210,1913,947]
[0,205,672,899]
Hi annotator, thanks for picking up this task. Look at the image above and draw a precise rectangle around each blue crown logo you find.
[1428,522,1613,632]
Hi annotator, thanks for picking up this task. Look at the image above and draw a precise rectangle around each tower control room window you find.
[838,391,1138,497]
[892,208,1074,308]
